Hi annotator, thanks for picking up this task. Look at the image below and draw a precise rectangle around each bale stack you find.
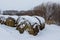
[0,15,45,36]
[16,15,45,36]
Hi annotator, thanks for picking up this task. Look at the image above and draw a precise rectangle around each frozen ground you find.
[0,24,60,40]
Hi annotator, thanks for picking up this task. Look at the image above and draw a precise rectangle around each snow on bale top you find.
[18,15,40,25]
[17,17,27,25]
[33,16,45,24]
[0,15,9,18]
[0,15,18,21]
[0,15,45,26]
[8,15,18,21]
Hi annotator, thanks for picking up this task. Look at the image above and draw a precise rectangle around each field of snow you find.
[0,24,60,40]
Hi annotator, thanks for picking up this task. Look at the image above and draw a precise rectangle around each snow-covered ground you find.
[0,24,60,40]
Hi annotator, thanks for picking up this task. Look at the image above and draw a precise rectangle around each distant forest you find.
[0,2,60,25]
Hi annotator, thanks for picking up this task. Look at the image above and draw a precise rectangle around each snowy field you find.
[0,24,60,40]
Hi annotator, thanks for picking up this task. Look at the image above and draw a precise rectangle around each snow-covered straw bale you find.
[0,16,5,24]
[0,15,9,22]
[5,15,18,27]
[0,15,18,27]
[16,16,31,34]
[0,15,9,24]
[32,16,45,30]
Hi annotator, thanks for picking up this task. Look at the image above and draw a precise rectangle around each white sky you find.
[0,0,60,11]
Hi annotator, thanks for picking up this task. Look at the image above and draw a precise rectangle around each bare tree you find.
[33,2,60,25]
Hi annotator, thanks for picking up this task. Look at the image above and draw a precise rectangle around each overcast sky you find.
[0,0,60,11]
